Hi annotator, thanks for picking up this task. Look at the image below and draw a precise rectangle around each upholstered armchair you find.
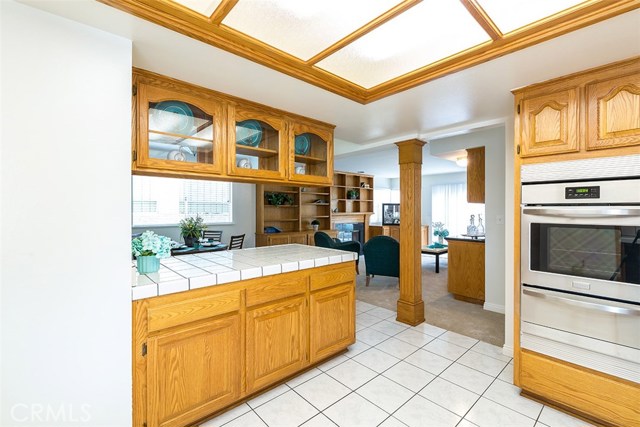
[314,231,361,274]
[363,235,400,286]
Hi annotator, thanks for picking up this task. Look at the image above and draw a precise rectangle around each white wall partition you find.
[1,2,132,425]
[429,126,507,314]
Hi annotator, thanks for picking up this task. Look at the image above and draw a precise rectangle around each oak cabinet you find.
[133,69,334,184]
[586,71,640,151]
[369,225,429,246]
[310,282,355,363]
[466,147,485,203]
[513,57,639,161]
[519,87,580,158]
[135,83,225,175]
[134,263,355,427]
[446,239,485,303]
[246,296,307,393]
[146,314,241,427]
[228,104,287,180]
[289,121,333,185]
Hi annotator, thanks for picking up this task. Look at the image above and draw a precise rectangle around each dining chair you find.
[202,230,223,242]
[228,234,245,250]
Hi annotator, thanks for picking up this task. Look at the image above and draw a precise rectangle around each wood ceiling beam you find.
[306,0,421,65]
[460,0,502,41]
[99,0,640,104]
[209,0,238,25]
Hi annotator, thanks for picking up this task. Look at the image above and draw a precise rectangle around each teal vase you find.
[137,256,160,274]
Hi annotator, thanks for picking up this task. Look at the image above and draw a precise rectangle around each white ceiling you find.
[21,0,640,175]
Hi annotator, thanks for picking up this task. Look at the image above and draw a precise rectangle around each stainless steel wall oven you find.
[520,175,640,383]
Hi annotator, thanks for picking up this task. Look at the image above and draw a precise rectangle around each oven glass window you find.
[530,224,640,285]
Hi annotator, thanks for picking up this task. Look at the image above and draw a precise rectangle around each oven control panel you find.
[565,185,600,199]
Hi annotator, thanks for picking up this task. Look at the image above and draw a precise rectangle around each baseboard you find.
[503,344,514,358]
[483,302,505,314]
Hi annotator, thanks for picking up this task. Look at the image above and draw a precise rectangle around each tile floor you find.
[201,300,592,427]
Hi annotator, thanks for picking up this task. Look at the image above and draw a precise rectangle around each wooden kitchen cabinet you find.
[134,83,225,176]
[289,121,334,185]
[466,147,485,203]
[133,68,335,184]
[586,71,640,151]
[228,103,287,180]
[246,295,307,393]
[310,282,355,363]
[513,56,639,161]
[146,315,241,427]
[446,239,485,303]
[518,87,580,158]
[369,225,429,246]
[133,263,355,427]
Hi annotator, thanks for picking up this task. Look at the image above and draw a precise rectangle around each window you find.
[132,176,232,226]
[432,183,484,237]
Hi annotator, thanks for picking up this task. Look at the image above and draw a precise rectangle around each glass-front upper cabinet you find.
[289,122,333,185]
[135,84,224,175]
[228,104,286,180]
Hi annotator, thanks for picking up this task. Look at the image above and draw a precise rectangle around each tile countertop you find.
[131,244,358,301]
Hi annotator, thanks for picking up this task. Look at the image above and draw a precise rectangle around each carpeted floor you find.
[355,253,505,347]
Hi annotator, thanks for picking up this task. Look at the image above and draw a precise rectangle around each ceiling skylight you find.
[316,0,491,88]
[477,0,589,34]
[222,0,404,61]
[171,0,222,17]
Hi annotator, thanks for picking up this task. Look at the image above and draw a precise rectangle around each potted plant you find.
[180,215,207,247]
[266,192,293,206]
[432,222,449,246]
[131,231,171,274]
[311,219,320,231]
[346,188,359,199]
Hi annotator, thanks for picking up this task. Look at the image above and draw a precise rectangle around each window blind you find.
[132,176,232,226]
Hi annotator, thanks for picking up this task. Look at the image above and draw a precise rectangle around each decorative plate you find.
[236,120,262,146]
[150,101,194,136]
[294,134,311,155]
[237,158,252,169]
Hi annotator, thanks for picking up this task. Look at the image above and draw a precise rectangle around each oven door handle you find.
[522,288,640,316]
[522,207,640,218]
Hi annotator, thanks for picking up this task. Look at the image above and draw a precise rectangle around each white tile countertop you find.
[131,244,358,300]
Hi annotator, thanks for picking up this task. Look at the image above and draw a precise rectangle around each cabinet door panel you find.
[310,283,355,363]
[136,84,224,175]
[586,72,640,150]
[289,122,333,185]
[246,296,307,393]
[147,315,240,427]
[520,88,579,157]
[268,235,291,246]
[289,234,307,244]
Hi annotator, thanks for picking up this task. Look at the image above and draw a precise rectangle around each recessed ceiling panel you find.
[171,0,222,17]
[222,0,404,60]
[316,1,491,89]
[477,0,589,34]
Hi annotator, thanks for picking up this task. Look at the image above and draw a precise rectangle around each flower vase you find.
[438,235,444,244]
[137,256,160,274]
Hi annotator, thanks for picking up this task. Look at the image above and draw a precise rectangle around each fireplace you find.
[335,222,364,253]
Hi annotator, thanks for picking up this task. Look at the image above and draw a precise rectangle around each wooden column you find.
[395,139,426,326]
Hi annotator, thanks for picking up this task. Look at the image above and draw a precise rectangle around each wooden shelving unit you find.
[331,171,374,215]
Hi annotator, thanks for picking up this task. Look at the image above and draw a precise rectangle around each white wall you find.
[133,182,257,248]
[503,120,516,356]
[430,127,507,314]
[1,2,132,425]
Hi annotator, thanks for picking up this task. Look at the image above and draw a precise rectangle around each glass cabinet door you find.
[289,123,333,185]
[229,105,286,179]
[136,84,224,174]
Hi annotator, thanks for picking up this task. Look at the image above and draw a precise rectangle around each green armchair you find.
[363,236,400,286]
[314,231,361,274]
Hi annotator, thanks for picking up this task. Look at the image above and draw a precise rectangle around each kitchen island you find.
[131,245,357,427]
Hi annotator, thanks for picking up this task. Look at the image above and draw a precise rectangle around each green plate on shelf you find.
[294,134,310,155]
[236,120,262,147]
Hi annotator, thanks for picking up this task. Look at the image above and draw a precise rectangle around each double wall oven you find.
[520,173,640,383]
